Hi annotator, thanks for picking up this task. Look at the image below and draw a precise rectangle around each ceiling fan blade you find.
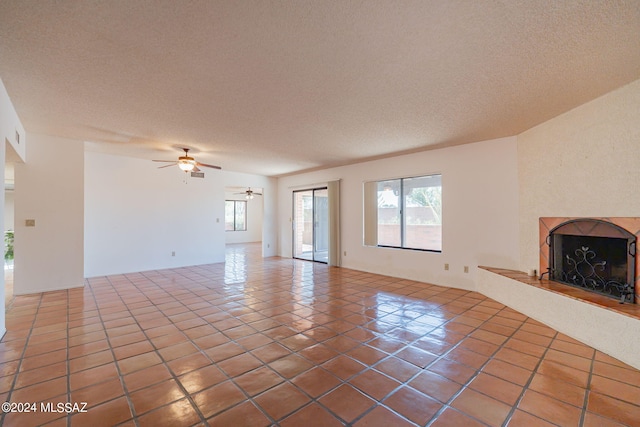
[196,162,222,170]
[192,165,201,172]
[158,163,177,169]
[254,193,263,196]
[152,159,177,163]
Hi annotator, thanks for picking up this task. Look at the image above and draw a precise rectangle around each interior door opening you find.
[293,188,328,263]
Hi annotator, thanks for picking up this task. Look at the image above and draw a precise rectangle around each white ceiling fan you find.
[152,148,221,173]
[235,187,263,199]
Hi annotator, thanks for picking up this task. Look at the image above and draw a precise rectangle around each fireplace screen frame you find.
[546,219,636,303]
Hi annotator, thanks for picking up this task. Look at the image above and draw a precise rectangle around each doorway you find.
[4,147,17,307]
[293,188,328,263]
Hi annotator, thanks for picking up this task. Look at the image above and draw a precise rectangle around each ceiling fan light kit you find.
[235,187,263,200]
[153,148,221,174]
[178,157,195,172]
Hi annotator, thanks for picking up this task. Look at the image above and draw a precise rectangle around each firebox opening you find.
[547,219,636,303]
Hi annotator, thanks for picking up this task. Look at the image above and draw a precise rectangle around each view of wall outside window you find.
[225,200,247,231]
[376,174,442,251]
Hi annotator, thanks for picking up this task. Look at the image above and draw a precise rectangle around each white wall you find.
[84,151,226,277]
[278,137,520,290]
[518,78,640,271]
[478,269,640,370]
[14,134,84,294]
[223,171,278,257]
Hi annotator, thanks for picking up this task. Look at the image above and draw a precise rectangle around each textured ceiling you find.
[0,1,639,176]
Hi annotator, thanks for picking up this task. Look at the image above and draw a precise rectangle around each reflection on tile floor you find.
[1,243,639,426]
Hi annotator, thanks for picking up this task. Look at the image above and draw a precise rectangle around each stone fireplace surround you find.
[477,217,640,370]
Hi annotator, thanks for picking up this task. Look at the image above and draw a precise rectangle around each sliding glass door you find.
[293,188,328,263]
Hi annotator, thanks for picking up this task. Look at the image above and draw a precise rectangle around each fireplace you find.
[543,218,636,303]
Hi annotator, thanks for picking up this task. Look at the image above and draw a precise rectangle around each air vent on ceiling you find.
[190,172,205,178]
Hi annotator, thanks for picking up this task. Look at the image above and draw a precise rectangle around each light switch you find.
[25,219,35,227]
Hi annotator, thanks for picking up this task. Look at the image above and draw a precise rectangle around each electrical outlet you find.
[267,244,270,248]
[444,263,449,271]
[25,219,36,227]
[344,251,347,256]
[172,251,175,257]
[464,266,469,273]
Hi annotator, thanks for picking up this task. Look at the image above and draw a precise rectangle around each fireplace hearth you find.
[542,219,636,303]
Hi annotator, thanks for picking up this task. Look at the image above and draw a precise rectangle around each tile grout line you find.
[579,347,597,426]
[135,269,280,426]
[266,293,387,425]
[0,292,44,426]
[498,330,559,426]
[219,272,392,425]
[90,274,143,427]
[287,288,503,426]
[358,293,511,424]
[340,313,449,425]
[422,299,538,427]
[115,272,212,426]
[338,287,501,424]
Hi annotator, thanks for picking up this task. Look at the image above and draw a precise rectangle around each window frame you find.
[225,200,247,232]
[367,173,442,253]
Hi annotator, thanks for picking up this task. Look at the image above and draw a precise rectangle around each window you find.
[364,174,441,251]
[225,200,246,231]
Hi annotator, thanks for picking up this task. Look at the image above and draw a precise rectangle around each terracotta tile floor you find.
[1,243,639,426]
